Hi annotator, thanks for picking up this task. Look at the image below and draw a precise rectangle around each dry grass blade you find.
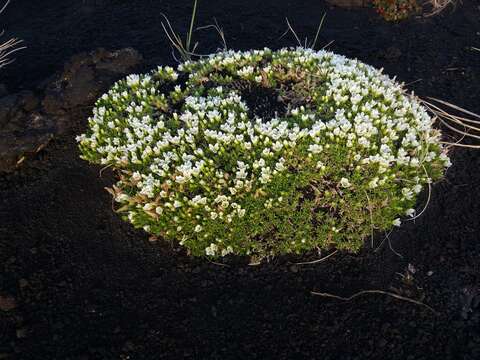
[293,250,338,265]
[281,13,328,50]
[196,18,228,51]
[386,231,403,258]
[321,39,335,50]
[207,259,230,267]
[439,142,480,149]
[440,115,480,133]
[310,12,326,50]
[311,289,438,314]
[284,18,302,47]
[185,0,198,52]
[160,15,192,62]
[406,165,432,221]
[99,163,113,178]
[0,37,24,67]
[426,97,480,122]
[440,127,466,150]
[374,229,392,253]
[437,118,480,140]
[0,0,9,13]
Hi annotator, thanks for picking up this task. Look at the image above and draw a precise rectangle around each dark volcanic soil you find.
[1,0,480,359]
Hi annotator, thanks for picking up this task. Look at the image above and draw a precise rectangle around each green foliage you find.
[78,48,450,260]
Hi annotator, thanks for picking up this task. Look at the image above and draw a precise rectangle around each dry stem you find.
[311,289,438,314]
[293,250,338,265]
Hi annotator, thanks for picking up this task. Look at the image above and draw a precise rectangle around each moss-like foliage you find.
[372,0,420,21]
[78,48,450,259]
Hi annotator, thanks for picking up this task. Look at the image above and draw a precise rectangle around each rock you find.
[0,294,17,311]
[0,91,51,172]
[0,48,143,172]
[0,95,19,129]
[43,47,143,115]
[93,47,143,74]
[326,0,370,8]
[0,112,55,172]
[0,91,39,128]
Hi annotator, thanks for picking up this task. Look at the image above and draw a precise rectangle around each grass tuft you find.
[160,0,199,62]
[281,13,327,50]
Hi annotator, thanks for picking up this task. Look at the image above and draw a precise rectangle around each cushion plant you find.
[77,48,451,259]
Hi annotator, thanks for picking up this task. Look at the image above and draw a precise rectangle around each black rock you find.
[0,48,143,172]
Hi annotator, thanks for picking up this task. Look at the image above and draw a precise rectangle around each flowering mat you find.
[1,0,480,359]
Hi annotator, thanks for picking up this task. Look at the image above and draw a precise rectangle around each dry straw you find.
[424,0,458,17]
[0,0,25,69]
[420,97,480,149]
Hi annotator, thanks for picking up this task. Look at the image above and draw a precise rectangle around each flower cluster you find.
[78,48,450,259]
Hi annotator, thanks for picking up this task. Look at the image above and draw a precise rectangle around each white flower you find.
[205,243,218,256]
[238,208,246,218]
[413,184,422,194]
[339,178,351,188]
[392,218,401,227]
[143,203,155,211]
[405,208,416,217]
[368,178,379,189]
[401,188,414,200]
[308,144,323,154]
[221,246,234,257]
